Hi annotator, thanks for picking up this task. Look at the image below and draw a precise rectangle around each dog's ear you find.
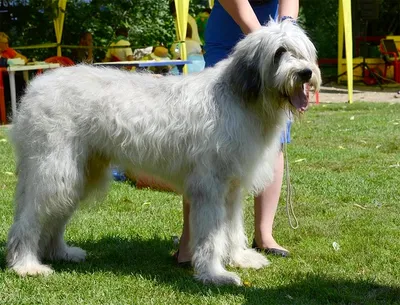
[274,47,287,65]
[226,46,262,102]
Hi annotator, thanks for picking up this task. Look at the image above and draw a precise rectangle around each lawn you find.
[0,102,399,305]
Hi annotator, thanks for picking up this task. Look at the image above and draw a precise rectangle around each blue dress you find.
[204,0,279,66]
[203,0,291,143]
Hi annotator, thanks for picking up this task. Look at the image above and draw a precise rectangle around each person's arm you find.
[218,0,262,34]
[125,47,134,61]
[121,41,134,61]
[278,0,299,19]
[103,47,112,62]
[219,0,299,35]
[87,45,93,63]
[14,51,28,63]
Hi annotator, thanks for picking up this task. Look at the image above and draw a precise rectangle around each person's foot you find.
[172,250,191,268]
[177,246,191,263]
[252,238,290,257]
[173,237,191,267]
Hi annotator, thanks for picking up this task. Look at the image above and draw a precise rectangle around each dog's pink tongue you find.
[290,87,308,111]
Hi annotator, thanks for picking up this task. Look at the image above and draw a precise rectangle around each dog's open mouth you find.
[288,85,308,112]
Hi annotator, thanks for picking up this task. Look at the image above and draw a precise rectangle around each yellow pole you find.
[54,0,67,56]
[174,0,189,74]
[342,0,353,103]
[337,0,344,83]
[53,5,60,51]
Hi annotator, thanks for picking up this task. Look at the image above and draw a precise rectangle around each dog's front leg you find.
[187,174,241,286]
[225,184,270,269]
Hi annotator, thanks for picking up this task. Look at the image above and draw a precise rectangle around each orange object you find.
[37,56,75,75]
[306,83,319,104]
[1,47,17,59]
[125,171,176,193]
[136,175,176,192]
[44,56,75,66]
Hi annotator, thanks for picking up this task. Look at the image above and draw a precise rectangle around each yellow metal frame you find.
[174,0,190,74]
[337,0,353,103]
[55,0,353,87]
[53,0,67,56]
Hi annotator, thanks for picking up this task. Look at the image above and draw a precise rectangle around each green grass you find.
[0,102,399,305]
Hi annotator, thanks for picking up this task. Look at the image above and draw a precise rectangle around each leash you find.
[283,121,299,230]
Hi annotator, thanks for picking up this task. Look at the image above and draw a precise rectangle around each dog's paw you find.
[195,270,242,286]
[13,263,54,276]
[230,248,270,269]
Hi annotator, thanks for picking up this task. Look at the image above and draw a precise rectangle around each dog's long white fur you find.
[7,20,321,285]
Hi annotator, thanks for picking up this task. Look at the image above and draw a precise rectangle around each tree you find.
[5,0,180,61]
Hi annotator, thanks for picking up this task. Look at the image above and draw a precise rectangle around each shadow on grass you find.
[54,237,400,304]
[1,236,399,304]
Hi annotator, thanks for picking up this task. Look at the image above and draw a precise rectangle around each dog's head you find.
[226,19,321,112]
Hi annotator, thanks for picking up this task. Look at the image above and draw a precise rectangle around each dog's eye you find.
[274,47,287,64]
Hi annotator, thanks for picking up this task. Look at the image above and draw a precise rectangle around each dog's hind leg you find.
[7,169,54,276]
[187,173,242,286]
[41,154,110,263]
[40,214,86,264]
[7,149,86,276]
[225,184,270,269]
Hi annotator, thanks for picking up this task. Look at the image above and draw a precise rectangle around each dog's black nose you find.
[298,69,312,82]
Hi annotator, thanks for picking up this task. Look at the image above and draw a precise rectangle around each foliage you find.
[61,0,178,61]
[2,0,399,63]
[3,0,340,62]
[4,0,180,61]
[300,0,339,59]
[0,102,399,304]
[4,0,56,59]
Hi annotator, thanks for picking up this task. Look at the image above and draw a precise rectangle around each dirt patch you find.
[312,85,400,104]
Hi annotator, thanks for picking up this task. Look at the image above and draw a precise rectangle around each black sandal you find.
[172,250,192,268]
[252,239,290,257]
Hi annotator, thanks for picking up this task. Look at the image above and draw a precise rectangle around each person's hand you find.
[15,53,28,64]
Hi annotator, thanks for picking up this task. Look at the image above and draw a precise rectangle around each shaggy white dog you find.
[7,20,321,285]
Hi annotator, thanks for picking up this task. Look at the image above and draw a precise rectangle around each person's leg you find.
[176,198,191,263]
[253,120,292,256]
[253,150,288,252]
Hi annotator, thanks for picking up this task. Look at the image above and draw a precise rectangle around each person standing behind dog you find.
[0,32,28,63]
[103,27,134,62]
[175,0,299,265]
[72,31,93,64]
[0,32,28,121]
